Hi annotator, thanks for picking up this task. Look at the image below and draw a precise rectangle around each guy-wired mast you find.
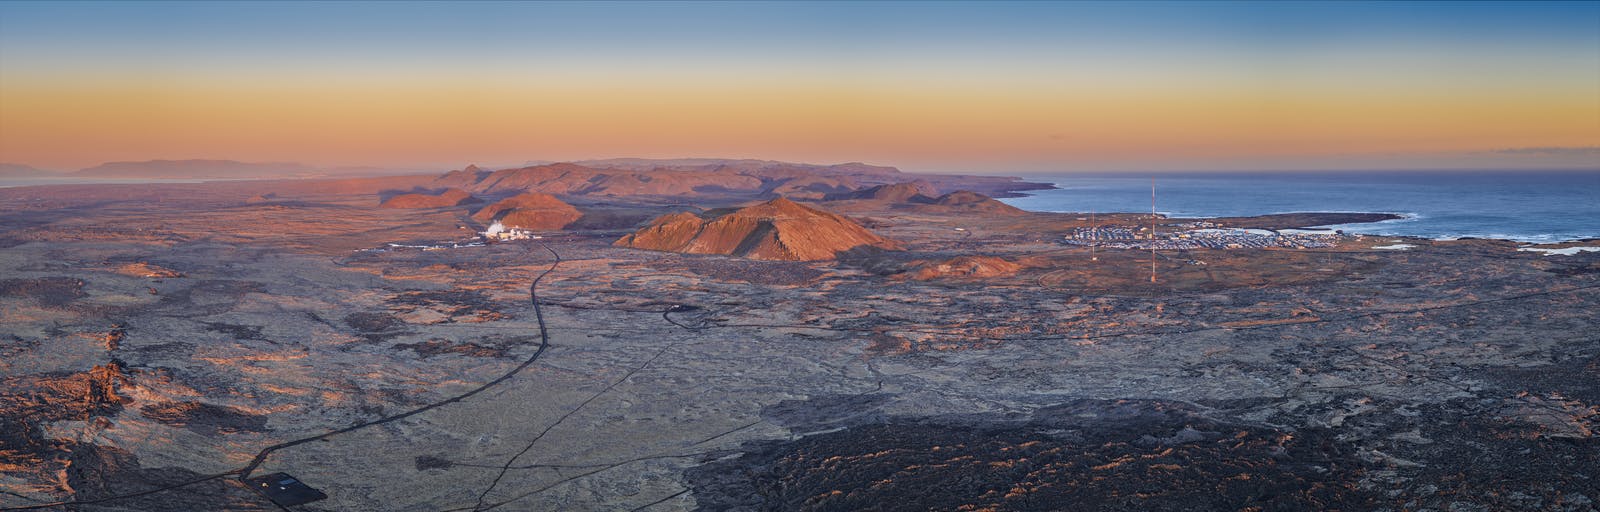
[1089,209,1097,261]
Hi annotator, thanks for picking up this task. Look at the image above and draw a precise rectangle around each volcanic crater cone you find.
[615,197,901,261]
[379,188,475,209]
[470,192,582,230]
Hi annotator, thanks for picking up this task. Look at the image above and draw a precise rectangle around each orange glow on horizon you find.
[2,71,1597,171]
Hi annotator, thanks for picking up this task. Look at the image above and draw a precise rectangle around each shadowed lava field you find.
[1,165,1596,511]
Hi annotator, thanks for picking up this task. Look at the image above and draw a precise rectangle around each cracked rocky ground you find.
[1,184,1596,511]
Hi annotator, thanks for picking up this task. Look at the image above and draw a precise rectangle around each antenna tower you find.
[1089,209,1097,261]
[1150,177,1157,283]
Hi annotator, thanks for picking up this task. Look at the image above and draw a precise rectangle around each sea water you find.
[998,171,1600,243]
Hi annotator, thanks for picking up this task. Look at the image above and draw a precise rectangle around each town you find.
[1064,221,1347,250]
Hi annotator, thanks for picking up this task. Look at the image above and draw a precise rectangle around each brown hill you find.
[912,191,1028,216]
[471,192,582,230]
[615,198,901,261]
[379,188,475,209]
[764,175,860,200]
[824,181,939,203]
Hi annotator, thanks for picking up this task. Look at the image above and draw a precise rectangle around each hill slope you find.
[824,181,939,203]
[379,188,476,209]
[615,198,900,261]
[470,192,582,230]
[915,191,1029,216]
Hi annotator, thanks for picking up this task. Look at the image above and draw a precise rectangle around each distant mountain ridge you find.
[71,159,434,179]
[571,158,901,177]
[43,157,1048,197]
[432,159,927,198]
[550,158,1050,198]
[615,197,901,261]
[75,160,313,179]
[0,163,58,178]
[419,159,1043,200]
[824,182,940,202]
[819,181,1029,216]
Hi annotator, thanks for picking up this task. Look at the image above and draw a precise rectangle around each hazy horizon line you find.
[4,156,1598,182]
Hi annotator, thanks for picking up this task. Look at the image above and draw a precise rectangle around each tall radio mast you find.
[1089,209,1097,261]
[1150,177,1157,284]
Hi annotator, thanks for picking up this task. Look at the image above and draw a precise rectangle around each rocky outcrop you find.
[839,250,1027,280]
[138,401,268,435]
[0,277,86,306]
[379,188,475,209]
[615,198,901,261]
[470,192,582,230]
[0,363,130,487]
[907,255,1025,279]
[114,263,184,279]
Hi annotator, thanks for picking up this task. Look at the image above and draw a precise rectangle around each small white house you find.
[482,221,539,242]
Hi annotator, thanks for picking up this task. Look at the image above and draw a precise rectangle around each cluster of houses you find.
[1065,225,1344,250]
[482,221,540,242]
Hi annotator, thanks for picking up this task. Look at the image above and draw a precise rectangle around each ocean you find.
[997,170,1600,243]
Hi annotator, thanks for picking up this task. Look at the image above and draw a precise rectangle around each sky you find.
[1,1,1597,174]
